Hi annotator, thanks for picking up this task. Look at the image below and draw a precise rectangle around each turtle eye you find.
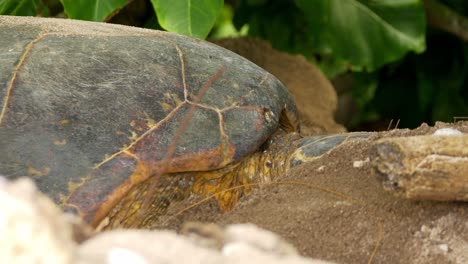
[265,160,272,168]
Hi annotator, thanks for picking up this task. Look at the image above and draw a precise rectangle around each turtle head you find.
[288,132,370,168]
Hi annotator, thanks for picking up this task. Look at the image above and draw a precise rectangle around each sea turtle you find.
[0,16,367,229]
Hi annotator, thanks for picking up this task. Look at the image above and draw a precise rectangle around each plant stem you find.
[424,0,468,42]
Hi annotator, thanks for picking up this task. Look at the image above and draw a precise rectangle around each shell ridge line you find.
[93,102,186,169]
[187,100,259,113]
[60,174,92,205]
[217,110,232,161]
[157,36,188,101]
[0,32,49,126]
[186,100,220,112]
[94,39,189,170]
[155,36,188,103]
[167,37,233,163]
[175,44,188,101]
[184,101,230,142]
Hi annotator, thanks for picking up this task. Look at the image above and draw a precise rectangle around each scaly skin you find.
[99,131,301,229]
[98,131,372,229]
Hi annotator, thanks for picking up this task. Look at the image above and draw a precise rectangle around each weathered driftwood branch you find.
[370,134,468,202]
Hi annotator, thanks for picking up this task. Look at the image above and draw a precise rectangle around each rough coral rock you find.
[0,177,76,264]
[0,177,332,264]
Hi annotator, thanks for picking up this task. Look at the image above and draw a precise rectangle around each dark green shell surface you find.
[0,16,296,221]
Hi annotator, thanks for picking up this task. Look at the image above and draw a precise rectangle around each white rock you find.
[433,128,463,136]
[438,244,449,253]
[0,178,334,264]
[0,177,76,264]
[107,247,148,264]
[77,230,224,264]
[223,223,298,255]
[77,225,334,264]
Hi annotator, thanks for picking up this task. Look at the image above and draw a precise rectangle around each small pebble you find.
[353,157,369,168]
[420,225,430,233]
[437,244,449,253]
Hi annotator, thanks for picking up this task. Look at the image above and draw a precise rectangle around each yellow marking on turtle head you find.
[161,102,173,112]
[54,139,67,145]
[129,120,144,131]
[162,93,183,111]
[66,174,92,198]
[27,166,51,177]
[128,131,138,141]
[58,193,67,204]
[224,96,236,106]
[93,102,184,170]
[147,118,156,128]
[119,144,129,151]
[171,93,183,105]
[144,112,156,128]
[59,119,70,125]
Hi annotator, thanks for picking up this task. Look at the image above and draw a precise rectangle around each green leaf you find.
[294,0,426,72]
[210,4,248,39]
[60,0,128,21]
[151,0,223,38]
[0,0,49,16]
[233,1,311,56]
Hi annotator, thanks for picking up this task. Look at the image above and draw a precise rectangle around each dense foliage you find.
[1,0,466,128]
